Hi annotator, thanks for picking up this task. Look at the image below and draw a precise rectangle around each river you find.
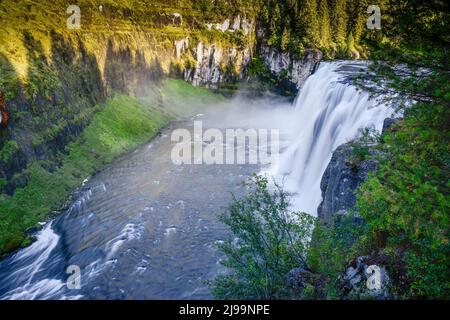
[0,61,392,300]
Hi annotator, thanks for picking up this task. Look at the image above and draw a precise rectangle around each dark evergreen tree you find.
[331,0,347,49]
[298,0,320,47]
[318,0,332,48]
[346,0,368,42]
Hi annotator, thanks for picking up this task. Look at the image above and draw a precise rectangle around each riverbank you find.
[0,79,225,257]
[0,91,273,299]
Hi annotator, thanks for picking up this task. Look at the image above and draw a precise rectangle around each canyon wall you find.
[0,1,257,193]
[0,1,322,195]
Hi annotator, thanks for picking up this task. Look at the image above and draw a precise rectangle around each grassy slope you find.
[0,79,224,256]
[158,78,227,117]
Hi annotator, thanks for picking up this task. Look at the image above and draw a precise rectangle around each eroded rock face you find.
[260,46,322,89]
[317,118,400,222]
[183,42,252,89]
[174,37,189,60]
[286,268,314,290]
[206,15,254,35]
[317,143,378,223]
[178,16,255,89]
[284,267,320,299]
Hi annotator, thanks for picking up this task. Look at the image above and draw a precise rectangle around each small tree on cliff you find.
[210,175,315,299]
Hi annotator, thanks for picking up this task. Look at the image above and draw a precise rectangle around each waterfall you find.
[271,61,392,216]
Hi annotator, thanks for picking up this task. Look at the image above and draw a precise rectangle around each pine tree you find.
[318,0,332,48]
[269,2,281,39]
[346,32,359,58]
[281,26,291,51]
[346,0,368,42]
[298,0,320,47]
[285,0,299,15]
[331,0,347,49]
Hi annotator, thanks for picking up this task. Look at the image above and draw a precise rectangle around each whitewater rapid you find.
[270,61,392,215]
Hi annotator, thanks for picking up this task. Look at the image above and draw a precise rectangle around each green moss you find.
[1,141,20,163]
[0,55,20,101]
[0,94,167,256]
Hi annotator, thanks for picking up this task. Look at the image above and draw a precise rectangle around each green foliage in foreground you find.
[210,175,367,300]
[307,213,365,299]
[211,175,315,299]
[0,94,168,256]
[352,0,450,299]
[356,99,450,298]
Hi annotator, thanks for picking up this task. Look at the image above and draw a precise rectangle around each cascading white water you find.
[271,61,392,216]
[0,223,69,300]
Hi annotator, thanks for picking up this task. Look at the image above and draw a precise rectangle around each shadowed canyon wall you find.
[0,0,322,194]
[0,1,253,193]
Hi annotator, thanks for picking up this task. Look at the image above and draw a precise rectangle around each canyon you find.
[0,0,405,300]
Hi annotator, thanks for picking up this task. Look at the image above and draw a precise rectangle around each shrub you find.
[211,175,315,299]
[308,212,364,299]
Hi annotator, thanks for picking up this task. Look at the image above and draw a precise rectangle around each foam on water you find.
[0,223,81,300]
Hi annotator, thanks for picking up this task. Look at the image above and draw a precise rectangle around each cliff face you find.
[260,46,322,89]
[0,1,322,195]
[183,41,252,88]
[312,119,399,299]
[182,15,255,88]
[0,1,258,193]
[317,118,398,222]
[317,143,378,222]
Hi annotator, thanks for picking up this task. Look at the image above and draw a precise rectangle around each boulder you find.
[340,255,391,299]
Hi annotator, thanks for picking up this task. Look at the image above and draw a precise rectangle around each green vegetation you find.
[258,0,371,58]
[157,79,227,118]
[213,0,449,300]
[211,175,315,299]
[307,0,450,299]
[0,80,224,256]
[1,141,19,163]
[353,0,449,298]
[307,213,364,299]
[0,0,256,84]
[210,176,364,300]
[357,115,449,298]
[307,99,449,299]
